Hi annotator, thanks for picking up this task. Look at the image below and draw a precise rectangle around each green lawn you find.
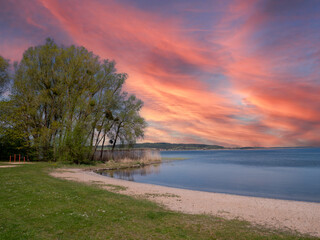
[0,163,317,240]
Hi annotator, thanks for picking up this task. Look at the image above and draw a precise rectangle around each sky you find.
[1,0,320,147]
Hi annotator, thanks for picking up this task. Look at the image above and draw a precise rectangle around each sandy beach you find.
[51,168,320,237]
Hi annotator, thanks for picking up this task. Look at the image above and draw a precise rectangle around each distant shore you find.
[97,143,318,151]
[52,168,320,237]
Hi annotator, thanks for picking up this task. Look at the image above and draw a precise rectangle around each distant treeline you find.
[133,143,225,150]
[94,143,312,152]
[95,142,224,150]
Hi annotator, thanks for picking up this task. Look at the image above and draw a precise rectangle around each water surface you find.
[98,148,320,202]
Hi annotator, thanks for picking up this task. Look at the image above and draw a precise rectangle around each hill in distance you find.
[98,143,311,150]
[132,142,225,150]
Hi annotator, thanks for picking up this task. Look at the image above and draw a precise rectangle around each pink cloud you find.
[1,0,319,146]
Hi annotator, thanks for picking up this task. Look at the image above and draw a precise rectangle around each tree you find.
[108,94,146,152]
[2,38,146,163]
[0,98,34,161]
[0,55,10,96]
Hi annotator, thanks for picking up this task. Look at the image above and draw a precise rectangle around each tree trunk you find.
[99,131,106,162]
[90,119,105,161]
[111,122,122,161]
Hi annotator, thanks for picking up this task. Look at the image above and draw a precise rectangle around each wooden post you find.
[19,154,21,163]
[24,156,25,163]
[14,154,16,162]
[9,155,11,163]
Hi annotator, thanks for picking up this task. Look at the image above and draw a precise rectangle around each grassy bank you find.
[0,163,317,240]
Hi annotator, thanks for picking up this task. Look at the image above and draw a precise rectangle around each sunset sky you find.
[1,0,320,147]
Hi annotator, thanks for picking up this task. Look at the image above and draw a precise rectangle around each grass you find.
[90,181,128,192]
[0,162,318,240]
[144,193,180,198]
[103,184,128,192]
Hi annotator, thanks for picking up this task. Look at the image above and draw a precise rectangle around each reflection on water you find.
[97,164,161,181]
[96,148,320,202]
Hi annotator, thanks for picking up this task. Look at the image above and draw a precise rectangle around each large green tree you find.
[1,38,146,163]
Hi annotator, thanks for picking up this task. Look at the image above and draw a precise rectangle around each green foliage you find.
[0,38,146,163]
[0,100,33,161]
[108,94,147,151]
[58,123,91,164]
[0,55,10,96]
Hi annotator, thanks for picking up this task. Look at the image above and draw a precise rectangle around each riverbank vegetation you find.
[0,39,146,164]
[0,163,316,240]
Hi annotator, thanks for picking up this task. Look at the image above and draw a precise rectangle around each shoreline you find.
[115,181,320,204]
[51,168,320,237]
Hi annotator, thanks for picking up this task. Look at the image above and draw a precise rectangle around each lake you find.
[98,148,320,203]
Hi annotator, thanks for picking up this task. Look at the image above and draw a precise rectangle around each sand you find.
[51,168,320,237]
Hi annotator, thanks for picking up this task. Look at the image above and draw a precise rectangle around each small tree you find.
[109,94,146,152]
[0,55,10,97]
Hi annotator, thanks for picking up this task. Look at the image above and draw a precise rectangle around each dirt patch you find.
[0,165,17,168]
[7,162,34,165]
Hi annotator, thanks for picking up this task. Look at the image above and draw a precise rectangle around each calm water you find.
[98,148,320,202]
